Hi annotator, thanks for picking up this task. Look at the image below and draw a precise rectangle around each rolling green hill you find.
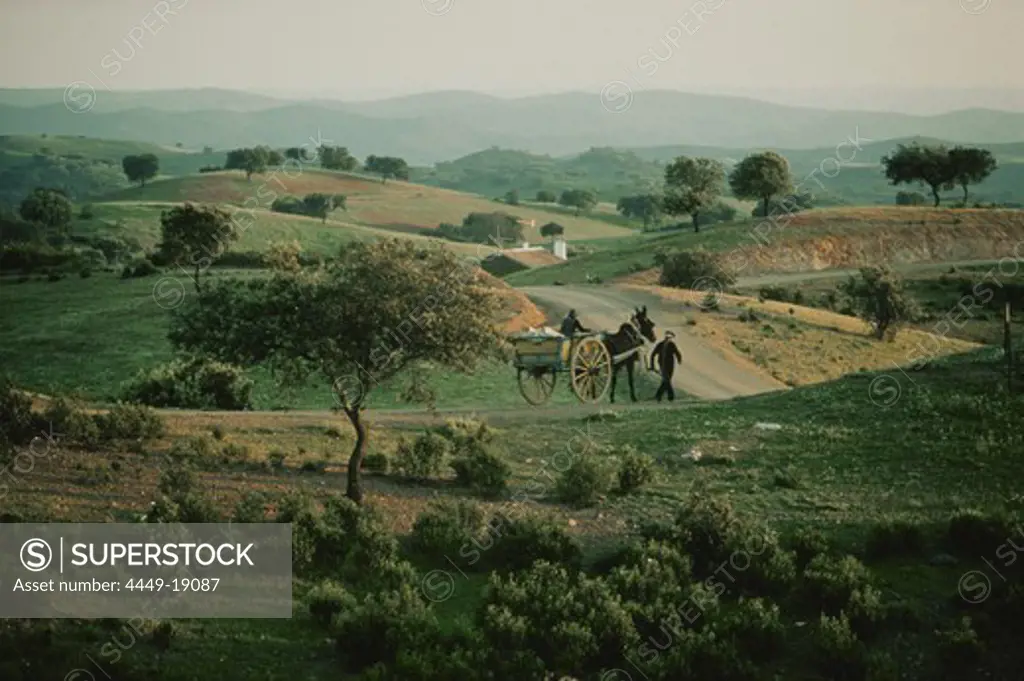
[100,170,634,241]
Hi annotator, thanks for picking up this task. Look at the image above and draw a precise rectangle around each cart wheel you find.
[570,337,612,403]
[518,366,556,405]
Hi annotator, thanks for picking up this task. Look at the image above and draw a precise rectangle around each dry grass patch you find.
[629,284,981,386]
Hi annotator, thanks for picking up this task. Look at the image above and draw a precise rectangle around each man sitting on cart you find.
[560,309,589,336]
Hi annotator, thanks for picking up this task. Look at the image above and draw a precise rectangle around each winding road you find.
[520,286,786,401]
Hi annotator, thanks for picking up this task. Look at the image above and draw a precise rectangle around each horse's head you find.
[631,305,657,343]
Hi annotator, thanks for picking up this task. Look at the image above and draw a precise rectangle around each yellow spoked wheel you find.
[570,337,612,403]
[518,366,557,405]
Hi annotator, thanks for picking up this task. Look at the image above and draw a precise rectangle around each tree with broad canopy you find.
[168,239,505,503]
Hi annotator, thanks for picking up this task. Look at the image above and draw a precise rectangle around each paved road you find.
[521,286,786,401]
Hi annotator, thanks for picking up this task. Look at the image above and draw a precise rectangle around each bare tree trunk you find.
[344,407,368,504]
[962,184,969,205]
[931,185,941,207]
[194,262,201,292]
[763,195,771,217]
[691,212,700,233]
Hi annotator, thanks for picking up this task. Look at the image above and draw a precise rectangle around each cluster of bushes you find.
[198,165,222,173]
[554,444,656,508]
[410,498,583,574]
[42,397,165,449]
[121,258,160,279]
[655,249,735,290]
[122,356,254,410]
[437,212,524,246]
[392,418,511,498]
[270,193,346,222]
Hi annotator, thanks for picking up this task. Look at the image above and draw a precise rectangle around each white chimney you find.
[553,237,567,260]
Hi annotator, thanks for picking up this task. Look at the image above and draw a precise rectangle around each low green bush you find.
[450,440,511,497]
[307,580,356,629]
[616,446,656,493]
[556,453,613,508]
[864,517,926,559]
[811,613,867,681]
[331,585,441,673]
[122,356,254,410]
[394,432,450,480]
[478,561,638,679]
[484,511,583,573]
[410,499,488,560]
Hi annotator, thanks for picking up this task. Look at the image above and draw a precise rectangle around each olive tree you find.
[728,152,793,219]
[839,266,920,340]
[158,203,238,291]
[168,239,504,503]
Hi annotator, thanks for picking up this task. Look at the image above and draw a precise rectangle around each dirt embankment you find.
[734,209,1024,276]
[477,270,546,332]
[621,209,1024,283]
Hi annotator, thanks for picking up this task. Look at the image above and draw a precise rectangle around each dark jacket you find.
[650,338,682,374]
[560,315,587,336]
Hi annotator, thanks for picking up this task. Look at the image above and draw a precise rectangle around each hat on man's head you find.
[665,331,676,339]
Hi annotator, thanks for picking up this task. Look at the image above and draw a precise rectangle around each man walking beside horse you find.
[649,330,682,402]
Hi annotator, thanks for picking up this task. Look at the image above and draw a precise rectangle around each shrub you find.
[1,377,43,445]
[450,440,511,497]
[122,357,254,410]
[758,285,793,303]
[46,270,64,282]
[864,518,926,559]
[934,616,985,677]
[394,432,450,480]
[307,580,356,629]
[811,613,867,681]
[947,508,1018,557]
[556,454,613,508]
[478,561,638,678]
[331,585,440,673]
[786,527,831,569]
[232,491,268,522]
[211,424,225,440]
[655,250,735,289]
[362,452,389,473]
[718,597,785,663]
[79,267,91,278]
[839,266,920,341]
[289,494,409,589]
[485,511,583,572]
[616,446,655,493]
[410,498,488,560]
[666,494,796,596]
[167,436,213,464]
[96,402,165,442]
[220,442,249,463]
[267,449,287,470]
[801,554,874,616]
[43,396,101,447]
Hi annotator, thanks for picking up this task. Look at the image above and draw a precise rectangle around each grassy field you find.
[732,265,1024,347]
[77,201,493,257]
[0,269,663,410]
[506,206,1024,286]
[6,345,1023,679]
[100,169,636,242]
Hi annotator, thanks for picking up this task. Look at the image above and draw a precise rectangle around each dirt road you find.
[520,286,786,401]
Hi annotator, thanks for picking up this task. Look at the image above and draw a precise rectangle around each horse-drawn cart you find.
[509,328,644,405]
[510,329,611,405]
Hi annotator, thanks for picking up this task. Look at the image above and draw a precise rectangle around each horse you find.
[605,305,657,403]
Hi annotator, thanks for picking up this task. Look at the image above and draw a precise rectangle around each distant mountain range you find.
[1,88,1022,165]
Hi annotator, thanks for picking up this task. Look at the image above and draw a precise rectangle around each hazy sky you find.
[1,0,1021,102]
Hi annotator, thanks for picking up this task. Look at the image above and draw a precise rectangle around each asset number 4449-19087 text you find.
[125,578,220,592]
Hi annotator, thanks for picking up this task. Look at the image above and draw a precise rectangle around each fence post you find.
[1005,300,1013,395]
